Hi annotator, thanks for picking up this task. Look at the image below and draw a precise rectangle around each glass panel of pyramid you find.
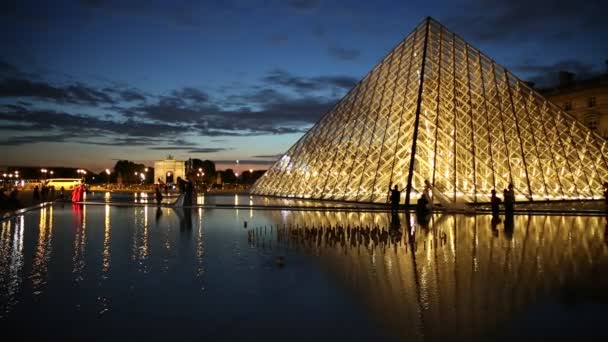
[251,17,608,204]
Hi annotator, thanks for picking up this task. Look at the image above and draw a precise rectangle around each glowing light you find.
[249,17,608,204]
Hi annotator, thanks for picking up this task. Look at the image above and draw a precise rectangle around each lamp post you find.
[105,169,111,188]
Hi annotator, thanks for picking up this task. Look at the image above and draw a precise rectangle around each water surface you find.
[1,203,607,340]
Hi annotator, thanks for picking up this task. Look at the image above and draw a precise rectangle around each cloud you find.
[171,87,209,103]
[148,146,227,153]
[0,133,78,146]
[213,159,277,166]
[0,78,117,105]
[514,59,602,88]
[102,87,147,102]
[0,65,352,148]
[442,0,608,43]
[327,44,361,61]
[252,154,283,159]
[0,58,21,77]
[262,69,357,94]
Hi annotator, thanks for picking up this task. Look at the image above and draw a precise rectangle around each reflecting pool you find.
[1,202,607,340]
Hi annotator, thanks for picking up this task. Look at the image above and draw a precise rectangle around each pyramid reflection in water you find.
[252,18,608,204]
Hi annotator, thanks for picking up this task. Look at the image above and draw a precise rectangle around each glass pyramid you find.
[251,17,608,204]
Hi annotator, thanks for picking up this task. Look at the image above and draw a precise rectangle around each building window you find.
[564,101,572,111]
[584,112,599,132]
[588,96,596,107]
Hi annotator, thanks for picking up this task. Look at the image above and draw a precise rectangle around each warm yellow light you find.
[105,169,110,175]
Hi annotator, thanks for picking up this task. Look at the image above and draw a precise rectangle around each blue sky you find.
[1,0,607,172]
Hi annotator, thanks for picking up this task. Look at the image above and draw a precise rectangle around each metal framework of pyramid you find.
[251,17,608,204]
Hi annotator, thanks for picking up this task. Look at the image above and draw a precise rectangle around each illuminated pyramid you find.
[251,17,608,204]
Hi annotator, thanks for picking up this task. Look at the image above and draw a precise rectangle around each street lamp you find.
[144,168,148,172]
[49,170,54,176]
[105,169,111,188]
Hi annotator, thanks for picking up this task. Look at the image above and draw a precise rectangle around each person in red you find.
[71,179,85,203]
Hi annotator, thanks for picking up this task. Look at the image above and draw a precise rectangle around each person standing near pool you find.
[155,184,163,205]
[71,179,85,203]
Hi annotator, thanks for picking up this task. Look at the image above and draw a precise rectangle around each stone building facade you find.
[154,158,185,184]
[540,70,608,139]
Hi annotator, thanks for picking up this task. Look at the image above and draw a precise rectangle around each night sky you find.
[2,0,607,172]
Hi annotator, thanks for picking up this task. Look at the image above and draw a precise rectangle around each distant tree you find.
[221,169,236,184]
[238,170,266,185]
[113,160,146,184]
[188,159,216,183]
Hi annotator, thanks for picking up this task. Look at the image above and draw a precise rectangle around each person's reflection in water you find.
[504,213,514,240]
[175,207,193,233]
[416,211,430,230]
[72,203,84,225]
[389,212,403,244]
[390,212,401,230]
[491,216,501,237]
[155,207,163,222]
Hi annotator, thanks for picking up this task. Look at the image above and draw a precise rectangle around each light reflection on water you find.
[0,205,606,339]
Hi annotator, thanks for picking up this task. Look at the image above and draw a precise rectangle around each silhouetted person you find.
[50,186,55,200]
[388,183,403,214]
[504,183,514,215]
[59,186,65,200]
[33,186,40,201]
[490,189,501,218]
[416,194,430,226]
[155,185,163,205]
[423,179,433,209]
[41,184,48,201]
[185,179,194,206]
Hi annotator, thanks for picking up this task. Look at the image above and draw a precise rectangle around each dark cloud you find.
[0,133,78,146]
[102,87,147,102]
[171,87,209,103]
[148,146,227,153]
[0,58,21,77]
[0,78,116,105]
[262,69,357,93]
[288,0,321,10]
[252,154,283,159]
[0,107,187,138]
[0,65,348,146]
[327,44,361,61]
[515,59,602,88]
[442,0,608,43]
[214,159,277,166]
